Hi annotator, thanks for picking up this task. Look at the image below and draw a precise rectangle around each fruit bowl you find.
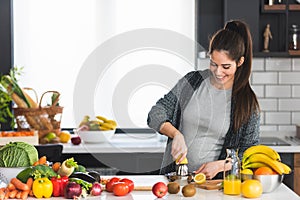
[78,130,115,143]
[0,167,26,185]
[253,174,284,193]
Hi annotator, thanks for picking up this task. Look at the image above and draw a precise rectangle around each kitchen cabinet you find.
[196,0,300,57]
[294,153,300,195]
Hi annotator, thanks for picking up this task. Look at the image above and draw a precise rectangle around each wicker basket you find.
[13,90,63,140]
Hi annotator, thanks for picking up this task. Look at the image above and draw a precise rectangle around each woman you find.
[147,20,260,179]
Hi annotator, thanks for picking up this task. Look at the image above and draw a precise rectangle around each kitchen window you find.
[12,0,196,128]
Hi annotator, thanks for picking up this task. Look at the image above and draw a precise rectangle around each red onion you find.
[64,182,82,199]
[90,182,102,196]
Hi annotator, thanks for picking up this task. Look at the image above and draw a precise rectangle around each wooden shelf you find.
[289,4,300,11]
[264,4,286,11]
[289,50,300,56]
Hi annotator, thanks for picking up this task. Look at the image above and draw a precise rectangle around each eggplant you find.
[88,171,101,183]
[69,172,96,183]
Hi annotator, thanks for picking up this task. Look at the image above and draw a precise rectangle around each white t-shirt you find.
[179,77,232,171]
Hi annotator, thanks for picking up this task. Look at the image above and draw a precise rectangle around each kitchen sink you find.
[259,137,291,146]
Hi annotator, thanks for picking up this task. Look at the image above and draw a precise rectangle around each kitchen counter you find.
[27,175,300,199]
[63,133,167,153]
[62,132,300,154]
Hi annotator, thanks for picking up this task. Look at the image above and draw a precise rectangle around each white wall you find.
[13,0,196,128]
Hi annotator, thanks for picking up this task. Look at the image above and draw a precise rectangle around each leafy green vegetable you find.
[69,178,92,191]
[0,67,24,129]
[0,142,39,167]
[30,164,57,180]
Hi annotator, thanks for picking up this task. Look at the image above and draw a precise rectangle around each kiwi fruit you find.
[167,182,180,194]
[182,184,196,197]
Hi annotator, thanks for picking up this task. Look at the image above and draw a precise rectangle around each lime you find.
[45,132,57,141]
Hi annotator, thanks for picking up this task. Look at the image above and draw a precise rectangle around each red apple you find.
[152,182,168,198]
[71,136,81,145]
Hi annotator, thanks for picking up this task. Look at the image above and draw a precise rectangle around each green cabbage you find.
[0,142,38,167]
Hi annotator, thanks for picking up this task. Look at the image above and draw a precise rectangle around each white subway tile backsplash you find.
[258,99,277,111]
[251,85,264,97]
[252,72,277,84]
[265,112,290,124]
[265,85,291,97]
[278,125,297,132]
[279,99,300,111]
[265,58,292,71]
[292,112,300,124]
[292,86,300,97]
[292,58,300,71]
[279,72,300,84]
[260,125,278,132]
[252,58,265,71]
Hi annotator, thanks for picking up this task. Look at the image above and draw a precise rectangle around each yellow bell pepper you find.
[32,177,53,198]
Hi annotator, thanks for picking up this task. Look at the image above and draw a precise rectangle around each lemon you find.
[59,131,71,143]
[241,179,263,198]
[194,173,206,184]
[241,168,253,175]
[175,155,188,164]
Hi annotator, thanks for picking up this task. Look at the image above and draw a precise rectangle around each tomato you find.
[105,177,120,192]
[119,178,134,192]
[113,182,129,196]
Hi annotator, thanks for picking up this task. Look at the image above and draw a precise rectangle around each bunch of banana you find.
[78,115,117,131]
[242,145,291,175]
[96,115,117,131]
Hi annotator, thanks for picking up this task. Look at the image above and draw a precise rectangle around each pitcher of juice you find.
[223,148,241,195]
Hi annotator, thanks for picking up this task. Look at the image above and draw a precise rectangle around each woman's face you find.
[209,50,239,90]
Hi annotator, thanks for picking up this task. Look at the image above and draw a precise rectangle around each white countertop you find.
[27,175,300,199]
[62,132,300,154]
[63,133,167,153]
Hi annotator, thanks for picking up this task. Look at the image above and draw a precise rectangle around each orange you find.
[59,131,71,143]
[241,179,263,198]
[254,166,274,175]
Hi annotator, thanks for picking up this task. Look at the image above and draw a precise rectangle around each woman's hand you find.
[194,160,226,180]
[171,131,187,163]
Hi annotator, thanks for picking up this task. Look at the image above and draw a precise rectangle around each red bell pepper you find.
[51,176,69,197]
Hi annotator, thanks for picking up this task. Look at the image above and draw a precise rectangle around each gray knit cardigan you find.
[147,69,260,175]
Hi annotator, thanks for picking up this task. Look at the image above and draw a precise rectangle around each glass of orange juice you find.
[223,148,241,195]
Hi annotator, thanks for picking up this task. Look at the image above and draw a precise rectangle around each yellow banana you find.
[242,162,269,169]
[99,126,112,131]
[244,153,285,175]
[106,119,117,126]
[100,122,116,130]
[242,145,281,164]
[276,161,291,174]
[96,115,108,122]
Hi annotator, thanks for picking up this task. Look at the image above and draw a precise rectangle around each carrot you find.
[8,189,18,198]
[6,183,15,191]
[52,162,61,172]
[20,190,29,200]
[38,156,47,165]
[15,190,22,199]
[26,178,33,190]
[29,190,34,197]
[4,188,9,200]
[10,178,29,191]
[0,189,4,200]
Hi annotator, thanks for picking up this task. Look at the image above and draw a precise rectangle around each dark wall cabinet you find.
[196,0,300,57]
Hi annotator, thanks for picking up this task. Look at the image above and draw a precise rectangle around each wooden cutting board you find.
[194,179,223,190]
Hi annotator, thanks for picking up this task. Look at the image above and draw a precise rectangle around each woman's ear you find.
[237,56,245,67]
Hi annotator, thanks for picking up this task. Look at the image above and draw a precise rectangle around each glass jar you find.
[289,24,300,50]
[223,148,241,195]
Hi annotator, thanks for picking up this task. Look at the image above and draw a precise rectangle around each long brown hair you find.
[208,20,260,132]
